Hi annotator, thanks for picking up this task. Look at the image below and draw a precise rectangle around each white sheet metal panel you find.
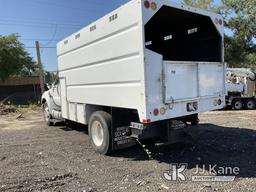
[142,1,225,122]
[149,96,225,122]
[144,51,225,122]
[68,103,76,122]
[57,0,143,71]
[226,83,244,93]
[56,0,226,123]
[198,63,224,96]
[57,0,147,122]
[59,78,68,119]
[144,49,163,107]
[164,62,225,102]
[164,63,198,101]
[58,25,141,72]
[77,104,86,124]
[62,54,141,86]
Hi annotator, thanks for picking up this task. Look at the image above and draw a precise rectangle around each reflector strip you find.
[151,2,157,10]
[143,119,151,123]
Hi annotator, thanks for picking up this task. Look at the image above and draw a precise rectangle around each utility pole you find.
[35,41,45,95]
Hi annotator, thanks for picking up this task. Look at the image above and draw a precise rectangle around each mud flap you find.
[110,108,137,150]
[112,126,136,150]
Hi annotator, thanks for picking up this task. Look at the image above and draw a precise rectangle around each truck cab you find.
[226,68,256,110]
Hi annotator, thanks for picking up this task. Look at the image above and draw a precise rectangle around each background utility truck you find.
[42,0,226,155]
[226,68,256,110]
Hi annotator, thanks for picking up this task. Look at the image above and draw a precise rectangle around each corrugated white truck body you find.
[57,0,225,125]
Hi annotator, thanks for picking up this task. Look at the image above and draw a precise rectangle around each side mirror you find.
[46,83,52,90]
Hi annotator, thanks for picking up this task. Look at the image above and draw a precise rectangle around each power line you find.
[30,0,110,12]
[0,18,84,27]
[0,16,85,26]
[20,38,60,42]
[25,46,56,49]
[41,24,58,47]
[0,1,122,28]
[0,22,80,29]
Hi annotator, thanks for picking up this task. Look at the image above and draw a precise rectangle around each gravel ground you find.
[0,110,256,192]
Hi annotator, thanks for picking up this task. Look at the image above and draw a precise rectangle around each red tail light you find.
[144,0,150,8]
[153,108,159,116]
[143,119,151,123]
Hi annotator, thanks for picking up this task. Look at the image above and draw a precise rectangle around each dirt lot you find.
[0,109,256,192]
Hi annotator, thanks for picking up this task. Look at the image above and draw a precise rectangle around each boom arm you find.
[227,68,256,81]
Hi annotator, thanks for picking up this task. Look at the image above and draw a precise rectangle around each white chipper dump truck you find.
[42,0,225,154]
[226,68,256,110]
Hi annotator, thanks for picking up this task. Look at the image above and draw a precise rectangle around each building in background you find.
[0,76,41,105]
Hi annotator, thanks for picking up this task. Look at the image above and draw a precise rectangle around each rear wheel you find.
[43,103,53,126]
[246,99,256,110]
[89,111,112,155]
[232,99,243,110]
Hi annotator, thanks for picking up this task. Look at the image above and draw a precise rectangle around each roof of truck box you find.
[57,0,223,57]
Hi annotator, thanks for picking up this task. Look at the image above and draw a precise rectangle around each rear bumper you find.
[145,95,225,123]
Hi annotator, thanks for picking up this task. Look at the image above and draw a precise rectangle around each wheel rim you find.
[91,120,104,147]
[234,101,242,109]
[247,101,255,109]
[44,105,50,122]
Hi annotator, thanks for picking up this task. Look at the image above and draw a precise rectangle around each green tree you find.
[223,0,256,70]
[183,0,256,70]
[183,0,222,12]
[0,34,37,81]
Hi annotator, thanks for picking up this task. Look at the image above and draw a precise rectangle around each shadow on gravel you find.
[113,124,256,178]
[59,122,88,134]
[60,122,256,178]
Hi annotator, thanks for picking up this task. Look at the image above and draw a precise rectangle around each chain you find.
[136,139,153,160]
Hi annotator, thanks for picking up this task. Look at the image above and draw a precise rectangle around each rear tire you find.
[43,103,53,126]
[89,111,112,155]
[232,99,243,110]
[245,99,256,110]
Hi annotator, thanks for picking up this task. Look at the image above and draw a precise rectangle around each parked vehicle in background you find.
[42,0,225,155]
[226,68,256,110]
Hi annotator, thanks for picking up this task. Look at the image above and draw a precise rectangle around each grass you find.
[0,103,41,115]
[16,104,41,114]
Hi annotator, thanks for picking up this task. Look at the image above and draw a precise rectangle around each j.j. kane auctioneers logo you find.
[163,163,240,182]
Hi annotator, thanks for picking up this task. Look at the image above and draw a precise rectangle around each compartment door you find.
[198,63,224,97]
[60,78,68,119]
[163,62,198,103]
